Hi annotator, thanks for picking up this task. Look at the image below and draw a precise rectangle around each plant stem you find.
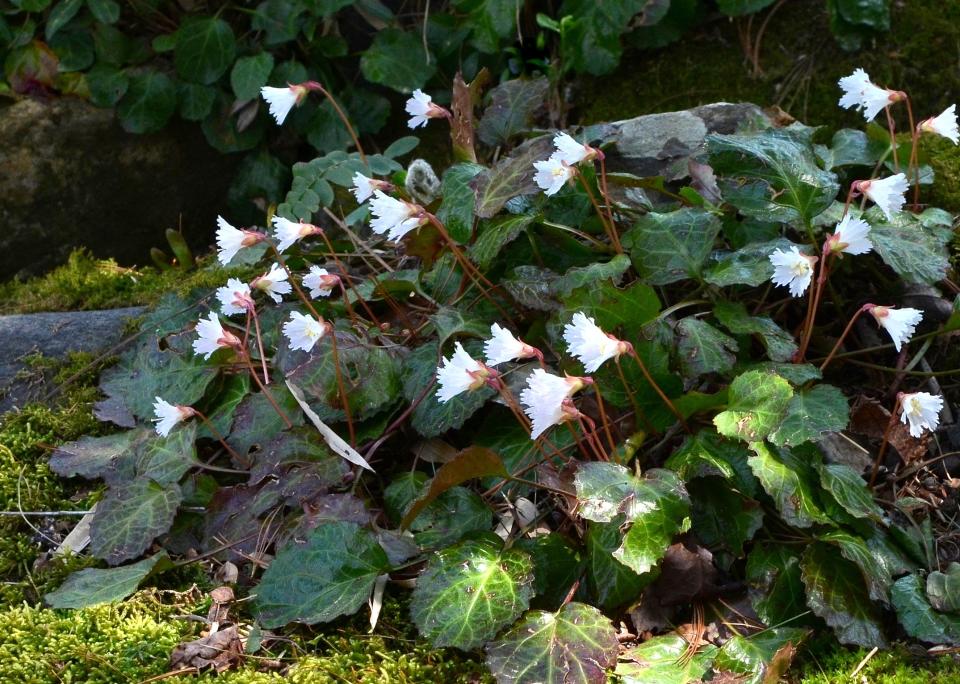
[819,304,871,372]
[576,172,623,254]
[869,396,901,486]
[627,347,689,433]
[592,381,618,455]
[614,356,654,434]
[251,307,270,384]
[192,409,246,465]
[241,351,294,429]
[885,106,900,172]
[796,246,830,362]
[905,95,921,209]
[317,85,366,164]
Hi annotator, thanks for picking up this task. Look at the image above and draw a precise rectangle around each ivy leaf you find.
[687,478,763,563]
[891,574,960,644]
[430,306,491,348]
[616,634,717,684]
[410,534,535,650]
[676,318,738,378]
[819,530,892,603]
[708,127,840,225]
[436,163,485,243]
[176,81,215,121]
[477,76,550,147]
[174,17,236,84]
[117,70,177,134]
[45,552,169,609]
[230,52,274,100]
[515,535,584,610]
[255,521,389,627]
[713,370,793,442]
[665,430,759,497]
[473,136,555,218]
[713,627,808,683]
[555,255,632,298]
[469,214,536,270]
[621,208,722,285]
[769,385,849,447]
[869,210,951,285]
[86,64,128,106]
[800,542,886,648]
[485,602,618,684]
[359,28,435,92]
[815,462,884,522]
[703,238,796,288]
[714,300,797,362]
[746,544,808,627]
[927,563,960,613]
[561,280,661,341]
[90,479,183,565]
[584,521,651,610]
[747,443,830,528]
[384,472,492,550]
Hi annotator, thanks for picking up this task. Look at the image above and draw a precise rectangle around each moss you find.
[797,642,960,683]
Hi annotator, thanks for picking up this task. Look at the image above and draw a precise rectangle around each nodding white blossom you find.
[273,216,321,253]
[520,369,590,440]
[405,89,448,129]
[857,174,909,221]
[351,172,392,204]
[303,266,340,298]
[919,104,959,144]
[769,246,816,298]
[838,68,900,122]
[193,313,240,360]
[483,323,541,367]
[563,312,629,373]
[216,216,265,266]
[216,278,254,316]
[533,156,574,196]
[152,397,195,437]
[283,311,328,353]
[369,190,425,241]
[260,84,309,125]
[828,214,873,256]
[868,305,923,352]
[899,391,944,438]
[251,263,292,303]
[435,342,494,403]
[552,132,597,166]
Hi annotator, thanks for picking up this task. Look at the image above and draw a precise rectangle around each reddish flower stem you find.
[869,395,902,487]
[819,303,872,372]
[627,347,689,433]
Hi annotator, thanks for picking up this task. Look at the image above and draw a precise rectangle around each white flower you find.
[303,266,339,298]
[405,89,447,129]
[552,132,595,166]
[829,214,873,255]
[899,391,943,438]
[216,278,254,316]
[283,311,328,352]
[868,305,922,352]
[919,104,959,144]
[272,215,321,253]
[216,215,264,266]
[260,84,307,125]
[484,323,540,366]
[369,190,424,241]
[251,263,292,303]
[152,397,195,437]
[858,174,909,220]
[769,246,815,298]
[193,313,240,360]
[838,68,899,122]
[435,342,492,403]
[352,172,390,203]
[533,155,574,196]
[520,369,588,440]
[563,312,628,373]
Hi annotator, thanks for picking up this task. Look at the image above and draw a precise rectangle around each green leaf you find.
[473,135,555,218]
[45,0,83,41]
[45,552,169,609]
[469,214,536,270]
[384,472,492,550]
[836,0,889,29]
[227,383,304,456]
[477,76,550,146]
[515,535,584,610]
[819,530,892,603]
[429,306,491,348]
[255,521,389,627]
[869,209,951,285]
[621,208,722,285]
[359,28,435,93]
[747,443,830,527]
[485,602,618,684]
[708,127,840,225]
[891,573,960,644]
[89,479,182,565]
[117,70,177,134]
[676,317,738,379]
[714,627,808,684]
[616,634,717,684]
[86,64,128,106]
[816,128,880,169]
[927,563,960,613]
[714,300,797,362]
[717,0,777,15]
[176,81,215,121]
[50,30,94,71]
[410,534,535,650]
[746,544,807,627]
[665,429,758,497]
[436,163,484,243]
[713,370,793,442]
[703,238,796,288]
[800,542,886,648]
[561,280,661,341]
[583,521,651,610]
[769,384,849,447]
[230,52,274,100]
[383,135,420,158]
[555,255,631,298]
[687,478,763,562]
[746,361,822,386]
[134,424,198,485]
[174,17,236,85]
[816,462,883,522]
[87,0,120,24]
[49,429,147,480]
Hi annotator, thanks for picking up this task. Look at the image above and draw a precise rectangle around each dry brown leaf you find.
[849,398,930,465]
[170,625,244,673]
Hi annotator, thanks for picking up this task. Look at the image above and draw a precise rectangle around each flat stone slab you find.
[0,307,144,413]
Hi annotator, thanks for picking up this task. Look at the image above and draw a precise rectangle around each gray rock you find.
[0,97,238,279]
[0,307,144,413]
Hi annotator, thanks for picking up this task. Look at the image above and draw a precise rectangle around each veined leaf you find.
[90,479,182,565]
[892,573,960,644]
[616,634,717,684]
[713,370,793,442]
[622,207,722,285]
[747,443,830,528]
[45,552,169,609]
[676,317,738,378]
[769,384,849,447]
